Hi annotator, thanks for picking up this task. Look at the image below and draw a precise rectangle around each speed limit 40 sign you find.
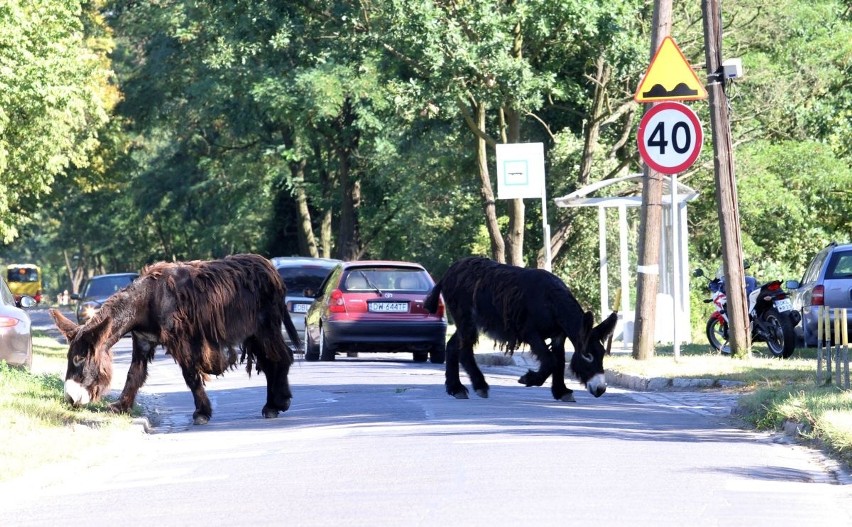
[637,102,703,174]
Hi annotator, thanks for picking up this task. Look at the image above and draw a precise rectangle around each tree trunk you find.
[579,57,611,187]
[475,102,506,263]
[335,99,362,261]
[291,158,318,257]
[321,209,333,259]
[503,105,524,267]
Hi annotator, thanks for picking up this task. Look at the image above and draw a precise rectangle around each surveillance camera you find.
[722,58,743,79]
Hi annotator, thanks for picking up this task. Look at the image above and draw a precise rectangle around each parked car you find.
[72,272,140,324]
[271,256,341,347]
[304,260,447,363]
[787,242,852,346]
[0,275,35,370]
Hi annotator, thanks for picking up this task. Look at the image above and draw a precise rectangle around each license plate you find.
[774,298,793,312]
[292,303,311,313]
[368,302,408,313]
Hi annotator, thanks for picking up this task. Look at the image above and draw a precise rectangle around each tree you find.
[0,0,114,242]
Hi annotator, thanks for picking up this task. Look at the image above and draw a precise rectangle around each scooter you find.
[694,267,801,358]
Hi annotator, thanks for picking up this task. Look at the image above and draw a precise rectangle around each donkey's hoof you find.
[474,388,489,399]
[449,388,469,399]
[262,405,281,419]
[559,392,576,403]
[192,414,210,425]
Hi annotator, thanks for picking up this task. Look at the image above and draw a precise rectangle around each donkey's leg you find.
[175,338,213,425]
[181,368,213,425]
[444,331,468,399]
[252,336,293,418]
[548,337,575,402]
[109,334,157,414]
[457,324,488,399]
[517,333,555,388]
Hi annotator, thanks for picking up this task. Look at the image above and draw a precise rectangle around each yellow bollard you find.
[825,305,833,383]
[817,306,824,383]
[835,308,842,386]
[842,308,850,390]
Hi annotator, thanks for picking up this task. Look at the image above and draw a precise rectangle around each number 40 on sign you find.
[636,102,703,174]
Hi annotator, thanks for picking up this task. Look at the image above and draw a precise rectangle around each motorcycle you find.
[693,266,801,358]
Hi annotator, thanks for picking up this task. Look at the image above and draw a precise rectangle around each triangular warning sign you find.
[634,36,708,103]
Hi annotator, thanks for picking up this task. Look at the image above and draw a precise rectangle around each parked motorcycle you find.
[693,266,801,358]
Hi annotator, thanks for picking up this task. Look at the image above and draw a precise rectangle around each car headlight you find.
[81,302,100,321]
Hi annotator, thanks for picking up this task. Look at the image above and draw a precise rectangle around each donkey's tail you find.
[423,281,443,314]
[282,310,302,352]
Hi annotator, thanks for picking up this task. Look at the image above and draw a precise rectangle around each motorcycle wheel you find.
[705,317,731,354]
[761,308,796,359]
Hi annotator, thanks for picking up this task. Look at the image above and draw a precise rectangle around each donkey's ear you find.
[592,311,619,343]
[578,310,595,342]
[49,308,80,341]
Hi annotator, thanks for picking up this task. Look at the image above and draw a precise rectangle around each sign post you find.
[637,102,703,358]
[495,143,550,271]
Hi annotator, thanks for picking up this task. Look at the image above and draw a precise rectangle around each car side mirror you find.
[785,280,800,290]
[70,293,81,300]
[692,268,705,278]
[17,296,37,309]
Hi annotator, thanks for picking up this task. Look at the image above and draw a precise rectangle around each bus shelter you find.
[554,174,698,347]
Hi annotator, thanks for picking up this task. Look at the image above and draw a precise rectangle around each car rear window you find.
[825,250,852,280]
[343,268,430,292]
[277,267,334,295]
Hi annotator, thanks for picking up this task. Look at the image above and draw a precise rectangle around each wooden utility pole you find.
[632,0,672,360]
[702,0,750,356]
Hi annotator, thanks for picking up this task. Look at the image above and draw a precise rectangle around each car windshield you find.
[343,268,429,292]
[278,267,334,296]
[7,267,38,283]
[84,276,136,297]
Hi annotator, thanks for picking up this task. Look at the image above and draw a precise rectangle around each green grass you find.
[0,332,135,482]
[606,343,819,388]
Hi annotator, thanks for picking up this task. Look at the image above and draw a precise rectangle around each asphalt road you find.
[4,317,852,526]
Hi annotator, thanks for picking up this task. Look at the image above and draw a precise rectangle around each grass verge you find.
[607,342,852,468]
[0,333,136,482]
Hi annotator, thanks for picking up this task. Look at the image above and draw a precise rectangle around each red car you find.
[304,261,447,363]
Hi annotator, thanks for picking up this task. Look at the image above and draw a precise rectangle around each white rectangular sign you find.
[496,142,545,199]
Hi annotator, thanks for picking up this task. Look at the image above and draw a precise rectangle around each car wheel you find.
[319,325,336,361]
[429,342,446,364]
[413,351,428,362]
[304,328,320,361]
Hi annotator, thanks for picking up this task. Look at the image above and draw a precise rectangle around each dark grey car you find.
[787,242,852,346]
[72,273,140,324]
[272,256,341,348]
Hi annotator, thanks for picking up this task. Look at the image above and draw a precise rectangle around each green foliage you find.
[0,0,113,242]
[0,0,848,339]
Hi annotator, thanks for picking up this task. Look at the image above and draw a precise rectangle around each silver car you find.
[0,276,34,370]
[787,242,852,346]
[272,256,341,348]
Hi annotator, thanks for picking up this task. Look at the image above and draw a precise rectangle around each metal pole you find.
[541,192,552,272]
[671,172,680,360]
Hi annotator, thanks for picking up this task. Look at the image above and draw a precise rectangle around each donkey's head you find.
[50,309,113,407]
[568,311,618,398]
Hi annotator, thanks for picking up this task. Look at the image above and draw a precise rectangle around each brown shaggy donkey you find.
[51,253,300,425]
